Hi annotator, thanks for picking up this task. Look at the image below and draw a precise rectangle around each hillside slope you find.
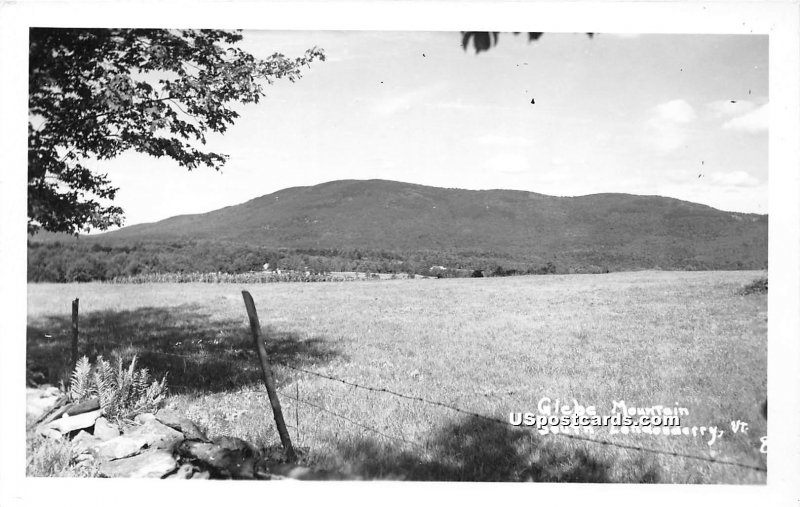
[81,179,766,270]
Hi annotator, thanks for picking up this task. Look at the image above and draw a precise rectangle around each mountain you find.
[79,179,766,271]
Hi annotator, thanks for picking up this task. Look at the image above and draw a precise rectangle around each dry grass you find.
[26,413,100,478]
[27,270,767,482]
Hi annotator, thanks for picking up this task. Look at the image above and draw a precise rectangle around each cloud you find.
[646,99,696,153]
[653,99,696,123]
[708,170,760,187]
[655,182,767,214]
[707,99,757,118]
[667,169,761,188]
[722,103,768,133]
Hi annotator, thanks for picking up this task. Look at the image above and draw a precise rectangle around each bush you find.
[69,355,168,422]
[739,277,768,295]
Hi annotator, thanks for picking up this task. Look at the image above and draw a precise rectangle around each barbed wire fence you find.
[138,351,767,473]
[273,360,766,473]
[60,293,768,476]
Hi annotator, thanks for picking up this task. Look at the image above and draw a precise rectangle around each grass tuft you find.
[739,277,767,295]
[26,434,100,477]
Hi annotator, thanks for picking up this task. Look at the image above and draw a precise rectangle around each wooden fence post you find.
[295,379,301,444]
[241,290,297,462]
[71,298,79,368]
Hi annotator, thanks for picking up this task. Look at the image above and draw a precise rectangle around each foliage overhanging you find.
[28,28,324,234]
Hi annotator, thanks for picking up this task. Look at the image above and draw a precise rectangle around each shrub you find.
[69,355,168,422]
[739,277,768,295]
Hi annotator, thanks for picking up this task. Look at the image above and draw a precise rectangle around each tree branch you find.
[72,94,179,125]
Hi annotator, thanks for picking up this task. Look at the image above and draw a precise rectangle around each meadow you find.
[26,270,768,483]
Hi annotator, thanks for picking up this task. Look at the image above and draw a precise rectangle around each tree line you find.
[29,235,757,283]
[27,239,560,283]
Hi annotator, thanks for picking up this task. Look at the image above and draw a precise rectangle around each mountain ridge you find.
[31,179,767,272]
[81,179,767,270]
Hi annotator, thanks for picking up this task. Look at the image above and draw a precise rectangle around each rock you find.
[98,450,178,478]
[42,385,61,397]
[74,453,94,463]
[93,434,148,460]
[212,436,258,456]
[265,448,288,462]
[62,398,101,416]
[176,419,208,442]
[134,413,156,424]
[73,429,91,439]
[253,464,271,480]
[229,457,256,479]
[269,463,352,480]
[93,417,120,440]
[38,398,97,427]
[93,418,184,460]
[166,463,195,479]
[270,464,315,480]
[72,429,100,448]
[156,411,209,442]
[179,440,226,463]
[190,470,211,480]
[37,426,62,440]
[125,419,184,450]
[41,409,102,434]
[26,387,61,419]
[178,440,257,479]
[153,409,183,427]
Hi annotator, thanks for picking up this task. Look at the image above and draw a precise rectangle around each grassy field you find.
[26,270,768,483]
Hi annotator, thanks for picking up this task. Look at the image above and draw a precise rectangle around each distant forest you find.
[27,238,758,283]
[27,239,556,282]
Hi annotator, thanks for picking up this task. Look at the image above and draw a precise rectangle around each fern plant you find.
[68,355,168,422]
[69,356,93,402]
[92,356,116,412]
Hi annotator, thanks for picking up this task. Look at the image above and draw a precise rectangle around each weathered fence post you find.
[241,290,296,462]
[295,379,301,444]
[71,298,79,368]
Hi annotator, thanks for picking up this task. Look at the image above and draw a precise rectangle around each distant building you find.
[262,263,282,274]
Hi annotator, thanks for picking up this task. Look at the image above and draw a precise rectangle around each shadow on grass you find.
[330,416,661,482]
[27,304,339,395]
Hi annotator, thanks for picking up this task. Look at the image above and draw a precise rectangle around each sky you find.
[95,31,768,229]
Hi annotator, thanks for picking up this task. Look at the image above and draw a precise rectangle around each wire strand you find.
[122,350,766,473]
[274,360,766,473]
[277,388,425,450]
